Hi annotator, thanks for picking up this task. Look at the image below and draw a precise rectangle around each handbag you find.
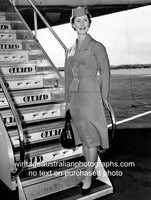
[60,109,75,149]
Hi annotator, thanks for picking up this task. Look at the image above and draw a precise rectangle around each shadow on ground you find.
[99,127,151,200]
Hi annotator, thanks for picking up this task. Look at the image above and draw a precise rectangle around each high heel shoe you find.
[92,172,97,180]
[76,181,83,188]
[81,182,92,195]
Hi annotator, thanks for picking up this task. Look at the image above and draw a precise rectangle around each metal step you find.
[0,12,22,22]
[42,181,113,200]
[0,59,54,75]
[0,75,44,90]
[0,30,34,40]
[0,73,63,91]
[0,50,29,62]
[0,40,42,51]
[19,156,85,183]
[0,40,23,50]
[0,87,64,108]
[0,21,27,30]
[1,103,65,127]
[0,63,36,75]
[8,120,64,147]
[0,49,46,63]
[17,155,113,200]
[17,160,86,200]
[14,145,83,169]
[0,30,16,39]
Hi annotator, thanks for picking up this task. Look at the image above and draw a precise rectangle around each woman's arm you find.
[94,42,110,103]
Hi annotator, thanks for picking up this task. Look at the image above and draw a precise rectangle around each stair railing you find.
[27,0,67,51]
[0,73,25,176]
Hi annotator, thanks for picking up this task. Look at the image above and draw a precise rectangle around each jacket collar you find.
[75,34,92,52]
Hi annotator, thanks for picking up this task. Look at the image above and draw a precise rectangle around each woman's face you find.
[73,15,90,35]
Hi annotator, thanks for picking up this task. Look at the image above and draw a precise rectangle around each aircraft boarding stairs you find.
[0,0,113,199]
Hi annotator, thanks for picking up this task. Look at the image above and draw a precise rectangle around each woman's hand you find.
[103,99,110,110]
[65,102,70,112]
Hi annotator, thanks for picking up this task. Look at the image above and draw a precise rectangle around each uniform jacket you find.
[64,34,110,103]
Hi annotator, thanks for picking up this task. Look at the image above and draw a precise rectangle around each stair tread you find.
[0,20,25,24]
[0,58,50,66]
[0,39,36,42]
[42,182,110,200]
[8,119,64,147]
[14,144,82,171]
[1,102,65,127]
[8,119,64,134]
[0,49,28,53]
[0,29,32,33]
[0,87,64,96]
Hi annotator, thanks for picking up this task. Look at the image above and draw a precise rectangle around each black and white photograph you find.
[0,0,151,200]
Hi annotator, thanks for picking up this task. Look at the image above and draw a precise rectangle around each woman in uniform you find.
[64,7,110,195]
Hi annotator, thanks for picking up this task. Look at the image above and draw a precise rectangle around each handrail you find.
[106,101,116,147]
[98,101,116,154]
[26,0,67,52]
[0,73,25,176]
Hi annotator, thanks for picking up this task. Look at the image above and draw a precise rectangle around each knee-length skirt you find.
[69,91,109,149]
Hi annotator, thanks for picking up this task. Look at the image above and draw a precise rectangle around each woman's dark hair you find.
[70,14,92,30]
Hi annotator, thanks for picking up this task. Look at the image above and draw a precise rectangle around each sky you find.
[37,5,151,67]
